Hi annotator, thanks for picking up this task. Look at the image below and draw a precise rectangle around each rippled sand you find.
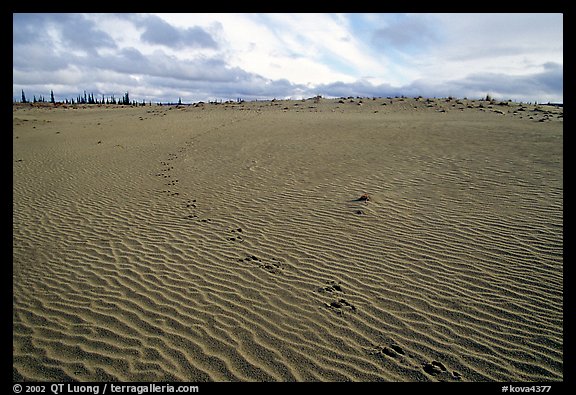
[13,98,563,381]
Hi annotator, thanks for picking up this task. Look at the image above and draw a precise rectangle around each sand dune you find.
[13,98,563,381]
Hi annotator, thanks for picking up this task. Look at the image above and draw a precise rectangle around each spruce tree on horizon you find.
[21,90,27,103]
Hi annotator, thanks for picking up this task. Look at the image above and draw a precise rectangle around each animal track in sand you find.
[422,360,462,380]
[324,298,356,314]
[369,343,406,359]
[237,254,284,274]
[227,228,244,242]
[423,360,447,375]
[316,280,344,294]
[369,343,463,381]
[314,280,357,315]
[156,151,205,227]
[347,193,378,216]
[183,200,198,220]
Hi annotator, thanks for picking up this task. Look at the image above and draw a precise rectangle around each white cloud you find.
[247,13,389,84]
[13,13,563,103]
[421,13,563,80]
[208,13,355,85]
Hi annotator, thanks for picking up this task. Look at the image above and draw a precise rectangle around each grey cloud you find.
[536,62,563,92]
[140,71,306,102]
[314,80,403,98]
[446,62,563,100]
[71,46,228,83]
[13,13,116,54]
[371,15,438,51]
[13,14,53,46]
[118,50,243,82]
[138,15,218,49]
[14,38,303,102]
[224,78,305,99]
[13,43,69,72]
[313,63,562,103]
[13,14,65,71]
[58,14,117,53]
[97,47,152,74]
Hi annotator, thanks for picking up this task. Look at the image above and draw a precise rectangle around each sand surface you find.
[13,98,563,382]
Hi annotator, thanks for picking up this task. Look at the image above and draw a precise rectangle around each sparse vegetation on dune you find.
[14,90,562,110]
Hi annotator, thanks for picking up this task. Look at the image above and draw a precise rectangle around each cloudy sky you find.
[13,13,563,103]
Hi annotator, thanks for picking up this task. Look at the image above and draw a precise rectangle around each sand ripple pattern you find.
[13,103,562,381]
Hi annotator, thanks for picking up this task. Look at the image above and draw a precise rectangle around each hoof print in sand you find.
[183,200,198,219]
[260,260,283,274]
[422,360,461,380]
[239,255,260,264]
[239,255,283,274]
[317,280,343,293]
[227,228,244,242]
[370,344,406,359]
[325,298,356,314]
[423,360,447,376]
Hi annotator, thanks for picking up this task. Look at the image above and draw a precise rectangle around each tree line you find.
[18,90,149,106]
[17,90,242,107]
